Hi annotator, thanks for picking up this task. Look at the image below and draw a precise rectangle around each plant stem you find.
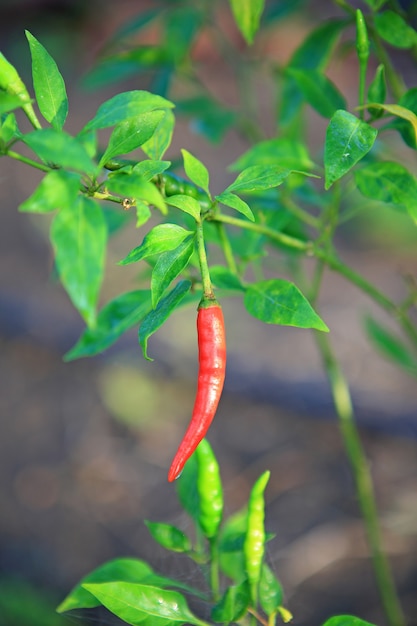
[314,331,405,626]
[196,220,215,300]
[209,538,220,602]
[6,149,50,172]
[216,222,239,275]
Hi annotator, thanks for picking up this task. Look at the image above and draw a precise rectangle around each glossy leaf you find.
[229,0,265,44]
[211,581,250,623]
[26,30,68,129]
[324,110,377,189]
[120,224,193,266]
[19,170,80,213]
[286,68,346,118]
[355,161,417,224]
[22,128,95,172]
[166,194,201,221]
[107,172,166,213]
[322,617,377,626]
[365,316,417,375]
[139,280,191,360]
[229,137,314,172]
[182,149,210,195]
[224,165,292,194]
[215,192,255,222]
[176,452,200,522]
[145,521,191,553]
[259,564,283,616]
[244,279,329,331]
[367,64,386,114]
[83,581,207,626]
[367,103,417,145]
[99,110,166,166]
[83,90,174,131]
[384,88,417,149]
[141,109,175,160]
[151,237,195,308]
[133,159,171,181]
[51,196,107,327]
[374,11,417,49]
[64,290,152,360]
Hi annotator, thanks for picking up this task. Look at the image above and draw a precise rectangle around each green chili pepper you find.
[195,439,223,539]
[356,9,369,63]
[0,52,41,129]
[244,470,270,606]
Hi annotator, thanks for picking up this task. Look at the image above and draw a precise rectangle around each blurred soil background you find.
[0,1,416,625]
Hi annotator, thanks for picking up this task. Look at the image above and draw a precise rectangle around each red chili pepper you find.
[168,301,226,482]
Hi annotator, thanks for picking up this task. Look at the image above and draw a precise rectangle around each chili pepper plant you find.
[1,1,417,625]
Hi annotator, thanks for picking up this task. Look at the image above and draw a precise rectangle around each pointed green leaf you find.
[211,581,250,623]
[0,112,18,146]
[139,280,192,360]
[288,19,346,71]
[135,201,152,228]
[64,290,152,360]
[83,581,207,626]
[324,110,377,189]
[176,96,236,142]
[51,196,107,327]
[26,30,68,129]
[286,68,346,118]
[166,194,201,221]
[141,109,175,160]
[215,191,255,222]
[322,617,377,626]
[229,0,265,44]
[151,237,195,308]
[259,564,283,617]
[367,64,386,117]
[181,149,210,194]
[133,159,171,181]
[355,161,417,224]
[225,165,292,194]
[19,170,80,213]
[106,172,166,213]
[22,128,95,172]
[83,90,174,131]
[367,103,417,144]
[145,521,191,553]
[120,224,193,266]
[229,137,314,172]
[364,316,417,375]
[244,279,329,331]
[374,10,417,49]
[99,110,166,166]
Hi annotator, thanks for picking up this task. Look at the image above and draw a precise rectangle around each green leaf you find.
[365,316,417,375]
[26,30,68,129]
[229,137,314,172]
[19,170,80,213]
[64,290,152,360]
[151,238,195,308]
[107,172,166,213]
[176,96,236,143]
[322,617,377,626]
[324,110,378,189]
[374,10,417,49]
[367,64,386,115]
[218,508,248,583]
[166,194,201,221]
[145,521,191,553]
[211,581,250,623]
[354,161,417,224]
[224,165,292,194]
[286,68,346,118]
[176,452,200,522]
[135,201,152,228]
[210,266,245,292]
[22,128,95,172]
[367,103,417,145]
[363,0,387,8]
[384,88,417,149]
[0,112,18,146]
[120,224,193,265]
[83,582,207,626]
[99,110,166,166]
[139,280,191,360]
[142,109,175,160]
[259,564,283,617]
[181,149,210,195]
[132,159,171,181]
[244,279,329,331]
[51,196,107,327]
[0,92,30,116]
[215,192,255,222]
[83,90,174,131]
[229,0,265,44]
[288,19,346,71]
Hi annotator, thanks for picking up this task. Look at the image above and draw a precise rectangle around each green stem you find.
[6,149,50,172]
[356,10,369,120]
[281,195,320,229]
[196,220,215,300]
[216,222,239,275]
[314,331,405,626]
[209,538,220,602]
